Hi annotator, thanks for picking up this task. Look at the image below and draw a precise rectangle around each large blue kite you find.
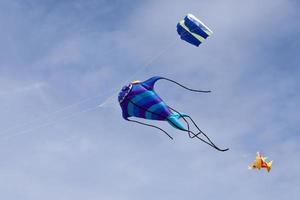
[118,76,229,152]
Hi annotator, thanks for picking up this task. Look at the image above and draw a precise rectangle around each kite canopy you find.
[177,14,213,47]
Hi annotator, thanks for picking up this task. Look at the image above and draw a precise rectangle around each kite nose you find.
[131,80,141,84]
[118,84,133,103]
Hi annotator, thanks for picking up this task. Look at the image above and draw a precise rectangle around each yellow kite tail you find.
[266,161,273,172]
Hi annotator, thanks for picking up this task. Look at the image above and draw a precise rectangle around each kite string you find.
[0,93,103,136]
[1,36,179,139]
[1,105,99,140]
[0,34,124,135]
[99,26,210,108]
[98,39,179,108]
[99,22,202,108]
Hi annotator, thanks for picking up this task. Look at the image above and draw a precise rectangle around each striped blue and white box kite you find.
[177,14,213,47]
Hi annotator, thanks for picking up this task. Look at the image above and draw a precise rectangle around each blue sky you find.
[0,0,299,199]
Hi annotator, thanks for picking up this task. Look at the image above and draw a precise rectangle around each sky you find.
[0,0,299,199]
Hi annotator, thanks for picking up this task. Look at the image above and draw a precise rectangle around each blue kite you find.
[177,14,213,47]
[118,76,229,152]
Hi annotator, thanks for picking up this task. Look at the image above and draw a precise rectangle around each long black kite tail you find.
[161,77,211,93]
[168,106,229,152]
[126,118,173,140]
[185,115,229,152]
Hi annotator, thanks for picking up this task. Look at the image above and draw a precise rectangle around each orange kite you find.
[248,152,273,172]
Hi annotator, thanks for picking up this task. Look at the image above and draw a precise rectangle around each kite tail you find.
[126,118,173,140]
[168,106,229,152]
[161,77,211,93]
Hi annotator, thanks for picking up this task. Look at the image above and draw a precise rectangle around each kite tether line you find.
[99,25,204,107]
[98,39,179,108]
[1,105,99,140]
[1,39,179,139]
[0,94,103,137]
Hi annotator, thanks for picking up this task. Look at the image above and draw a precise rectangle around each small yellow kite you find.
[248,152,273,172]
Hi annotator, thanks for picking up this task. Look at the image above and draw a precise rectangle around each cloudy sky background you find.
[0,0,299,199]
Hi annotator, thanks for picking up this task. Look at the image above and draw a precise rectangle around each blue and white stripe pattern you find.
[119,77,173,121]
[177,14,213,47]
